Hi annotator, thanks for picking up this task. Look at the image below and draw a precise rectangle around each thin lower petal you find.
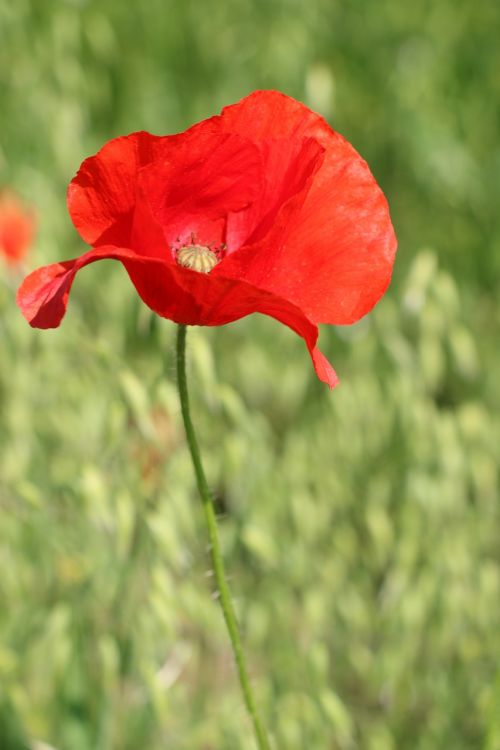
[17,244,339,387]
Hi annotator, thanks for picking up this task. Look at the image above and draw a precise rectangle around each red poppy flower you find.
[17,91,396,387]
[0,190,35,267]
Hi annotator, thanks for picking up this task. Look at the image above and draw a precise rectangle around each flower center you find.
[176,244,219,274]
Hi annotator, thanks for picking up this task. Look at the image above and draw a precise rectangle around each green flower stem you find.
[176,324,271,750]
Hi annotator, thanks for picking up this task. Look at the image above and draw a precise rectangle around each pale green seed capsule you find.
[177,244,218,273]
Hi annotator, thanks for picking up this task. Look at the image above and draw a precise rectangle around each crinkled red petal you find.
[67,132,166,248]
[217,90,397,325]
[16,246,338,388]
[140,132,262,248]
[225,136,324,251]
[67,127,263,256]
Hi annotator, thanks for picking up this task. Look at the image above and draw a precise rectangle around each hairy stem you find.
[176,324,271,750]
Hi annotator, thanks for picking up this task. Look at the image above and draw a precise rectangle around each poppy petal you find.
[140,132,262,248]
[218,90,397,325]
[16,247,131,329]
[225,135,324,252]
[67,132,168,248]
[17,245,338,387]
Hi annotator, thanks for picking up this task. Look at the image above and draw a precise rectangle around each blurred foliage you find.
[1,0,500,748]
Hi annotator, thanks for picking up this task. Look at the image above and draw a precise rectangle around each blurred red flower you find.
[17,91,396,387]
[0,190,35,267]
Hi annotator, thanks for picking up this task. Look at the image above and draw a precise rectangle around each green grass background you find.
[1,1,499,748]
